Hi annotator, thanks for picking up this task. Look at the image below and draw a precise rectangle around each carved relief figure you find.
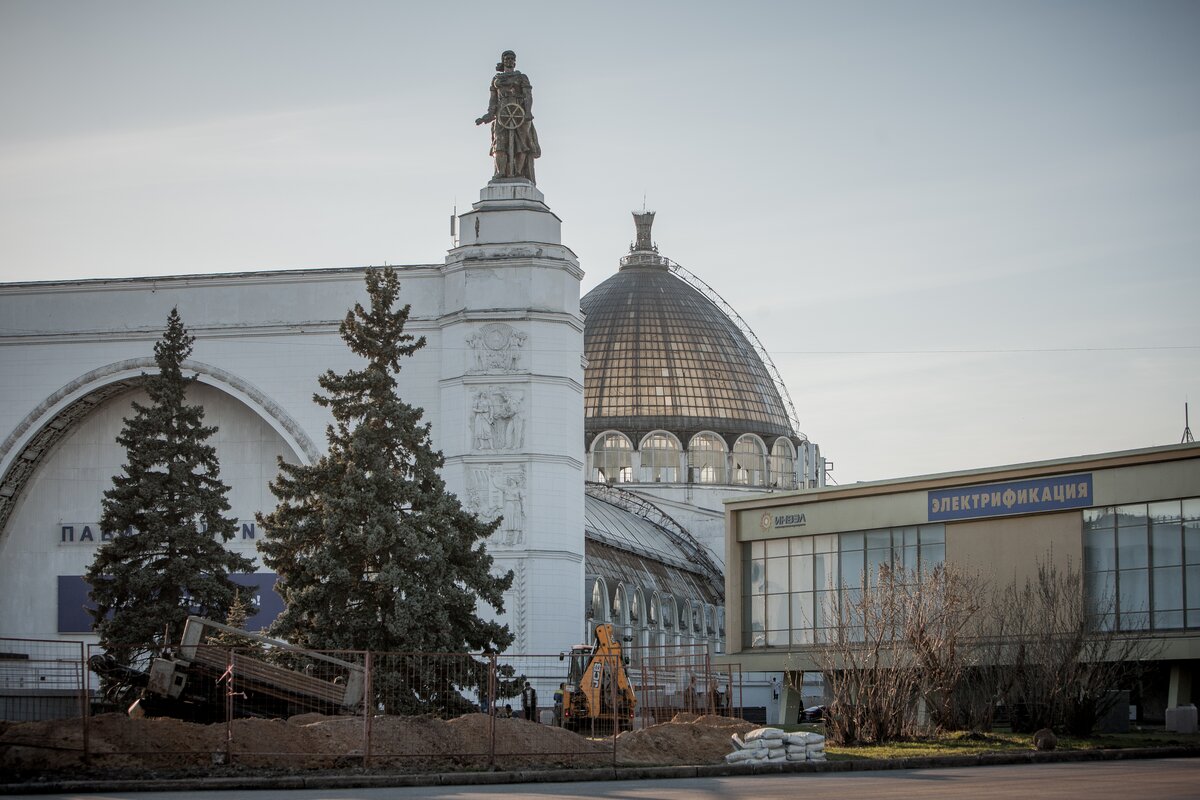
[475,50,541,183]
[465,464,527,546]
[494,472,527,545]
[471,392,495,450]
[469,388,525,451]
[467,323,527,374]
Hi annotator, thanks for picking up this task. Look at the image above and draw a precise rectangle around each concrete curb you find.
[3,745,1199,795]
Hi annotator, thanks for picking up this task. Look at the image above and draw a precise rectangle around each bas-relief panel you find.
[465,463,526,547]
[466,323,527,374]
[470,387,525,451]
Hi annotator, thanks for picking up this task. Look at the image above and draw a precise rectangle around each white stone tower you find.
[439,179,585,654]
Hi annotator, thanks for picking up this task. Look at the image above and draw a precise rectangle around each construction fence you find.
[0,636,745,771]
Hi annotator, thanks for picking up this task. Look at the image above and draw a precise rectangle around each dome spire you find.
[620,210,668,270]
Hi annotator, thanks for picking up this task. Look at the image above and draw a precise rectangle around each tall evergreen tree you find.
[258,268,513,671]
[86,308,254,666]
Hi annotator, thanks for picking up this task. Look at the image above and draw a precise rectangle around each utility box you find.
[1165,705,1198,734]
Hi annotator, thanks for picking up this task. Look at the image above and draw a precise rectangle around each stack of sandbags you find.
[725,727,786,764]
[785,730,826,762]
[725,727,827,764]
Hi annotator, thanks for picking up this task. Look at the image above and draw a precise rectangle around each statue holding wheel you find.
[475,50,541,183]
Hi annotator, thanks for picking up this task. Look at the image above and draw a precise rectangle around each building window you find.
[1084,497,1200,631]
[640,431,681,483]
[688,432,727,484]
[742,525,946,649]
[590,432,633,483]
[769,438,797,489]
[732,435,767,486]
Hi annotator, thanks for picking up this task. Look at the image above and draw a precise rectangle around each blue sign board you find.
[57,573,285,634]
[928,473,1093,522]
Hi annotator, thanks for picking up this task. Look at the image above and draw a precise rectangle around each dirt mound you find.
[615,714,756,765]
[0,712,747,777]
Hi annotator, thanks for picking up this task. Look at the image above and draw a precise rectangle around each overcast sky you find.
[2,0,1197,484]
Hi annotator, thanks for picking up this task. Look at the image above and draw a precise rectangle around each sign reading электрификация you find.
[928,473,1093,522]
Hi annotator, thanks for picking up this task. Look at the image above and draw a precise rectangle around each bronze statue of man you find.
[475,50,541,184]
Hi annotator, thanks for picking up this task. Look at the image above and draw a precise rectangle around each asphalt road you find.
[7,759,1198,800]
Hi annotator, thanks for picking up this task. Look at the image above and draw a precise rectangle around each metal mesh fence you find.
[0,638,86,723]
[1,634,745,772]
[627,642,741,726]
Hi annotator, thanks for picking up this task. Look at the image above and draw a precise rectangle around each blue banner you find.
[928,473,1093,522]
[57,573,285,634]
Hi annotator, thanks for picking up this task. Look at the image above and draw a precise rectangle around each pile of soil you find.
[0,712,748,778]
[615,713,756,765]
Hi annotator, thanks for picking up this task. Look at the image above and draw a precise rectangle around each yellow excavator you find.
[559,622,637,732]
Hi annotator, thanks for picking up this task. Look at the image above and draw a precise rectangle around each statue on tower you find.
[475,50,541,184]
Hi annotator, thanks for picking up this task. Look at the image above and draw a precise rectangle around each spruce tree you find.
[86,308,254,666]
[258,268,513,704]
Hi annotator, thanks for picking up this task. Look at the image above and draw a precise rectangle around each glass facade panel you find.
[791,593,814,630]
[1116,504,1147,527]
[769,439,797,489]
[639,432,680,483]
[1149,500,1182,522]
[1187,565,1200,609]
[791,555,814,592]
[1185,520,1200,564]
[765,557,788,593]
[1152,522,1183,567]
[841,531,865,550]
[1084,497,1200,632]
[743,523,946,648]
[732,435,767,486]
[1083,507,1114,529]
[748,595,765,647]
[687,433,727,484]
[1085,530,1116,572]
[840,549,865,589]
[766,593,789,631]
[814,552,838,591]
[866,547,890,585]
[1153,567,1183,613]
[748,558,765,594]
[1119,568,1149,630]
[1117,527,1148,569]
[591,432,633,483]
[766,539,789,558]
[1087,570,1117,613]
[1154,609,1184,629]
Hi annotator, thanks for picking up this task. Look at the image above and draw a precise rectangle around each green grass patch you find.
[820,730,1200,761]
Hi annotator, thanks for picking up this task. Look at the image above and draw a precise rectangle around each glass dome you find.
[581,213,793,443]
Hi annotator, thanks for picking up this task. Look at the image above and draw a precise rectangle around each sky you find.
[1,0,1198,484]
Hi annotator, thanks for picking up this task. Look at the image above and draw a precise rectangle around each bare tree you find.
[995,557,1158,736]
[814,565,920,745]
[900,564,987,732]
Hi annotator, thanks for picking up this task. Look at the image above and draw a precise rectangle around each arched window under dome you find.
[688,432,727,484]
[590,432,633,483]
[770,438,797,489]
[639,431,681,483]
[732,435,767,486]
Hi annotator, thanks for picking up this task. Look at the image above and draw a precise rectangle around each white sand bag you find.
[745,727,786,741]
[725,749,756,763]
[730,733,746,750]
[785,751,808,761]
[767,749,787,761]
